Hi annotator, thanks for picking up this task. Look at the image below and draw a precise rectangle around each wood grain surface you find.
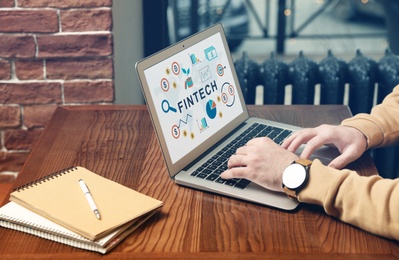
[0,105,397,259]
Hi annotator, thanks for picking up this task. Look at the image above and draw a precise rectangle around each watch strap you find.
[283,158,312,199]
[283,186,298,199]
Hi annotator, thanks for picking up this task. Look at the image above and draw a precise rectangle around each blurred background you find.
[145,0,396,62]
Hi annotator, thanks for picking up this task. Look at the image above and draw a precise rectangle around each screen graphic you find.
[144,32,244,164]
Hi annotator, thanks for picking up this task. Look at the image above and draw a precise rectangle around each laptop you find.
[136,23,337,210]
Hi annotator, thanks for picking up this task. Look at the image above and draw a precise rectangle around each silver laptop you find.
[136,23,337,210]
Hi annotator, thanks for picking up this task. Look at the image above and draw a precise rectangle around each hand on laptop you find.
[221,124,367,192]
[221,137,298,192]
[281,124,367,169]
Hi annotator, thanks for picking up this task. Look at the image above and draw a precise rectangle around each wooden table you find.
[1,105,398,259]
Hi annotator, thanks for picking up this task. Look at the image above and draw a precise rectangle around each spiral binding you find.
[2,215,83,240]
[14,166,78,192]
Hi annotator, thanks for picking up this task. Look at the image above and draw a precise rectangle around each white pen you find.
[78,179,101,220]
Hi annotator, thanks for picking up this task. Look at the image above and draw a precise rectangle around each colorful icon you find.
[172,62,180,75]
[171,125,180,139]
[160,78,169,92]
[204,46,217,61]
[197,117,209,132]
[206,100,217,119]
[185,77,193,89]
[217,64,225,76]
[182,67,193,89]
[182,67,190,75]
[161,100,177,113]
[221,82,235,107]
[221,93,228,104]
[228,84,235,95]
[190,54,200,65]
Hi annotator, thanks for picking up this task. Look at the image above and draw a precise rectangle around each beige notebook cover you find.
[10,166,163,241]
[0,201,157,254]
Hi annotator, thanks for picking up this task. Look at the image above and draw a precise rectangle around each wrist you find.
[282,158,313,199]
[340,121,374,151]
[278,154,299,192]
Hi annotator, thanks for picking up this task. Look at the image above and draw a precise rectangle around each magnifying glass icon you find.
[161,100,177,113]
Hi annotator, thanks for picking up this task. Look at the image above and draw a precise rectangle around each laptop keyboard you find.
[190,123,292,189]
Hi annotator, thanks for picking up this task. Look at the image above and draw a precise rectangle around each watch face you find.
[282,163,307,189]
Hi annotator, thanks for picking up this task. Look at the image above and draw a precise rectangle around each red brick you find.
[0,35,36,58]
[46,58,113,80]
[61,9,112,32]
[37,34,113,58]
[0,0,14,8]
[0,106,21,128]
[64,81,114,103]
[0,151,29,173]
[15,60,44,80]
[24,105,57,128]
[4,129,42,150]
[0,59,11,80]
[0,82,62,104]
[18,0,112,8]
[0,10,58,33]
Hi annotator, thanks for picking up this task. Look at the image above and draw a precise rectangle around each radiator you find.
[234,49,399,178]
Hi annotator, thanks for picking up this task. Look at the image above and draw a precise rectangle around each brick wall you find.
[0,0,114,178]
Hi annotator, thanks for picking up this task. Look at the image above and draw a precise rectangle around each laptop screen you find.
[143,31,244,164]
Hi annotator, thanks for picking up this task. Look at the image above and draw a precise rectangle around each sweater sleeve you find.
[341,85,399,148]
[298,159,399,241]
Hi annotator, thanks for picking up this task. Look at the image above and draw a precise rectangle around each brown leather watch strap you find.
[282,158,312,199]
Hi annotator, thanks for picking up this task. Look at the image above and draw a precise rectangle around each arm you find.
[221,85,399,240]
[341,84,399,148]
[282,84,399,169]
[221,138,399,241]
[301,160,399,241]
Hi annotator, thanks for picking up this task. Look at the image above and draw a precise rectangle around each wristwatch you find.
[282,158,312,199]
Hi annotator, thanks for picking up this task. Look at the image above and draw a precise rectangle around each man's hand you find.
[221,137,298,192]
[282,124,367,169]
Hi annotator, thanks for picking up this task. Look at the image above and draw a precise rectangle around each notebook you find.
[135,23,338,210]
[0,201,157,254]
[8,166,163,241]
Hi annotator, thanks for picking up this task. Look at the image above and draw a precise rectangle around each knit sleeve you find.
[342,85,399,148]
[298,159,399,241]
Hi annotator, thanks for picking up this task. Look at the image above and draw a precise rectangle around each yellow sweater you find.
[298,85,399,241]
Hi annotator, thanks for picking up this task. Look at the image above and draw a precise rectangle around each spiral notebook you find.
[0,201,157,254]
[6,166,163,241]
